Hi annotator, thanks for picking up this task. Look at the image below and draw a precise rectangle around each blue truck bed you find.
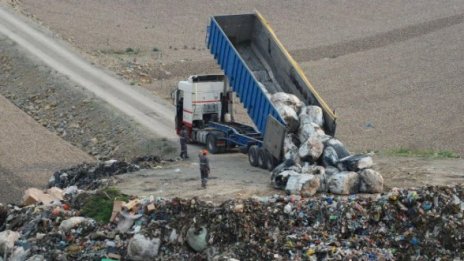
[207,12,337,136]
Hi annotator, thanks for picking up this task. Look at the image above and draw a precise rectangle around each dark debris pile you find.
[50,156,162,190]
[1,185,463,260]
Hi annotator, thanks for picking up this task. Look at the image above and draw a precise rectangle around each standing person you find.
[179,126,189,159]
[199,150,210,189]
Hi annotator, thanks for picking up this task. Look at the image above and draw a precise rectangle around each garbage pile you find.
[50,156,162,190]
[1,185,463,260]
[270,92,383,196]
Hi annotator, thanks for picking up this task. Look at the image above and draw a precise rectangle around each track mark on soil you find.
[291,13,464,61]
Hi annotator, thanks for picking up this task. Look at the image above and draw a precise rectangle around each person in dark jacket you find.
[179,127,189,159]
[199,150,210,188]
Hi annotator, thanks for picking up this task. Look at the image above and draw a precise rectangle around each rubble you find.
[270,92,383,195]
[0,185,463,259]
[50,157,162,190]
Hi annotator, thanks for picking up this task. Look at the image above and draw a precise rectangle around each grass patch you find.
[80,188,129,223]
[387,148,460,159]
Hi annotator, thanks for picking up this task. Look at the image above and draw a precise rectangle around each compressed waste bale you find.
[272,170,299,189]
[283,134,300,163]
[339,154,373,171]
[359,169,384,193]
[127,234,160,260]
[299,105,323,127]
[324,138,350,159]
[271,92,304,113]
[275,103,299,132]
[285,174,320,196]
[187,226,208,252]
[0,230,20,255]
[301,163,325,176]
[319,166,339,193]
[298,136,324,161]
[322,146,339,168]
[328,171,360,195]
[59,217,95,233]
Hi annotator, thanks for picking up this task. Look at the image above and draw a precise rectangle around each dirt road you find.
[0,6,176,141]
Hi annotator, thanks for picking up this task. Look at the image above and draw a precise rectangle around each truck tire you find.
[257,148,266,169]
[264,151,277,171]
[248,145,259,167]
[206,134,219,154]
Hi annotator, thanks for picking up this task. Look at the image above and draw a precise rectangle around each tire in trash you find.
[248,145,259,167]
[206,134,219,154]
[264,151,277,171]
[258,148,267,169]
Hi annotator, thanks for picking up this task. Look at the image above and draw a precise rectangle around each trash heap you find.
[270,92,383,196]
[50,156,162,190]
[1,185,463,260]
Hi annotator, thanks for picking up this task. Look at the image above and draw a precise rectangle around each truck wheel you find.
[257,148,266,169]
[206,134,219,154]
[264,151,277,171]
[248,145,259,167]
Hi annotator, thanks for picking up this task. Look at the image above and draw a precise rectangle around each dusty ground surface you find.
[0,94,93,203]
[0,0,463,203]
[115,150,464,203]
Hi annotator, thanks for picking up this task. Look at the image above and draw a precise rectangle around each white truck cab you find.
[174,75,230,135]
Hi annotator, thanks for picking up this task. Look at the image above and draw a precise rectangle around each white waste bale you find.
[319,166,339,193]
[127,234,161,260]
[328,171,360,195]
[283,135,300,164]
[359,169,384,193]
[187,226,208,252]
[322,146,339,168]
[271,92,304,113]
[298,123,326,143]
[275,103,299,132]
[298,123,315,143]
[298,135,324,161]
[272,170,299,189]
[324,138,350,159]
[301,163,325,176]
[339,154,373,171]
[0,230,20,255]
[299,105,324,127]
[285,174,320,196]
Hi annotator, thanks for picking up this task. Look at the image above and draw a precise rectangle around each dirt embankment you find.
[0,37,176,162]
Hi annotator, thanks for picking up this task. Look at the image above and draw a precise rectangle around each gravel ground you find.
[0,36,176,162]
[5,0,463,156]
[0,94,93,203]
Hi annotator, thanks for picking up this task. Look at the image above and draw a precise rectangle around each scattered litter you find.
[0,185,463,259]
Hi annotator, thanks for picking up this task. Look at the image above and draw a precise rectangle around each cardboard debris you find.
[146,203,156,213]
[110,201,124,223]
[22,188,57,206]
[46,187,64,201]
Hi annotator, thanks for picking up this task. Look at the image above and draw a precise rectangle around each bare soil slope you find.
[6,0,463,156]
[0,94,93,203]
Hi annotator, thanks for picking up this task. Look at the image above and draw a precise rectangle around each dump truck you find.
[173,12,336,170]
